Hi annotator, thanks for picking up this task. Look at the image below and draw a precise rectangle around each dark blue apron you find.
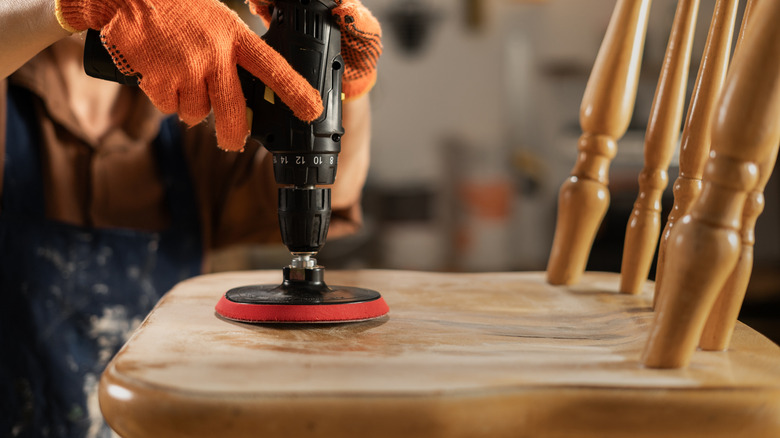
[0,85,202,437]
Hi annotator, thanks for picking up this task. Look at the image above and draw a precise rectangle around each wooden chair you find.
[547,0,780,368]
[99,270,780,437]
[98,0,780,436]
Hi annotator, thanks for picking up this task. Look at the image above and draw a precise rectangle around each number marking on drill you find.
[296,156,305,165]
[313,156,322,165]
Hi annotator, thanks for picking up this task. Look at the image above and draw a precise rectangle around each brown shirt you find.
[0,47,363,267]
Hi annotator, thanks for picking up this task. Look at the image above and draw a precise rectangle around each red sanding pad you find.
[215,285,389,323]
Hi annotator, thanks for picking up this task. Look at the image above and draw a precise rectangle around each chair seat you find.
[99,270,780,437]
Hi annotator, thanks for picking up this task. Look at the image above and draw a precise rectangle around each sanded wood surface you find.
[99,270,780,437]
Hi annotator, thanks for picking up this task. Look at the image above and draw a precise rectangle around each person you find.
[0,0,381,436]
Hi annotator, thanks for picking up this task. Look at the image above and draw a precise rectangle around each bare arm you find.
[0,0,70,80]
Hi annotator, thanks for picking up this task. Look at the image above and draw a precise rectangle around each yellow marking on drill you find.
[341,92,345,101]
[264,86,275,104]
[246,107,254,128]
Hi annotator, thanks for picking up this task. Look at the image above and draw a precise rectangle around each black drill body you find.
[84,0,343,257]
[239,0,343,255]
[84,1,387,322]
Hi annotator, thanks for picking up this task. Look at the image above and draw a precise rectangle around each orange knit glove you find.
[55,0,323,151]
[247,0,382,100]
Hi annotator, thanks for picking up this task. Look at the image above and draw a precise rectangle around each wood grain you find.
[547,0,651,286]
[99,270,780,437]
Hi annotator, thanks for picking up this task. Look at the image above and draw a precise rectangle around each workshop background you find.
[217,0,780,341]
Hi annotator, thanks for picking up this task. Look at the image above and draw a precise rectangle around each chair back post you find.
[547,0,652,285]
[680,0,767,352]
[655,0,745,307]
[619,0,701,295]
[642,0,780,368]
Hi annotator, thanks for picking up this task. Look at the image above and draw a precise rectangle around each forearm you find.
[331,94,371,210]
[0,0,70,80]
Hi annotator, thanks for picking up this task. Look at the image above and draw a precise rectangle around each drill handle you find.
[242,0,344,187]
[82,1,344,188]
[83,29,140,86]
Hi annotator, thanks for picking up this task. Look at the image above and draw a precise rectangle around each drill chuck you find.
[278,187,331,254]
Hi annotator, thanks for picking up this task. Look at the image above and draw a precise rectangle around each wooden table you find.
[99,270,780,437]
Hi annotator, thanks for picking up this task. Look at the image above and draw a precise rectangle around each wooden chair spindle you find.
[655,0,746,308]
[642,0,780,368]
[700,146,779,350]
[547,0,652,285]
[619,0,701,295]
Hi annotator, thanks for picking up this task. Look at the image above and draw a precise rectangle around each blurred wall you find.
[346,0,780,274]
[219,0,780,281]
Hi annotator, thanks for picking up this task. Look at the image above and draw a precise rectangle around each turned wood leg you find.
[547,0,652,285]
[700,147,779,351]
[654,0,744,307]
[620,0,700,295]
[642,0,780,368]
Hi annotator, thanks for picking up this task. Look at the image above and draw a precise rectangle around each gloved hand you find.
[247,0,382,100]
[55,0,323,151]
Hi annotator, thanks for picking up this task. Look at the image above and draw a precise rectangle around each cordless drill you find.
[84,0,388,323]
